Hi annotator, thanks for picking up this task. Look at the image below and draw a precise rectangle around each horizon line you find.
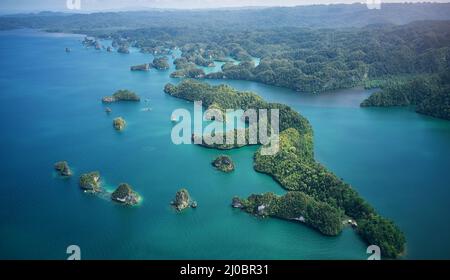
[1,1,450,16]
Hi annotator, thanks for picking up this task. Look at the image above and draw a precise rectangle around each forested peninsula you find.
[164,79,406,258]
[361,71,450,120]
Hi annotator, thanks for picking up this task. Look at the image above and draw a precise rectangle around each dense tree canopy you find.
[165,79,406,258]
[117,21,450,121]
[361,71,450,120]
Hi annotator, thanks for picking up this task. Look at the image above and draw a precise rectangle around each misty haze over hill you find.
[1,3,450,31]
[0,0,449,13]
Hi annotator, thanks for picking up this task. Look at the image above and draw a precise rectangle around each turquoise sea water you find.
[1,30,450,260]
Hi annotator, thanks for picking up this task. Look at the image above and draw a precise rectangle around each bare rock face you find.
[191,201,198,208]
[102,96,115,103]
[113,117,126,131]
[171,189,191,211]
[231,196,243,208]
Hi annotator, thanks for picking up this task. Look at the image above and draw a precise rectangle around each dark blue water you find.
[1,30,449,259]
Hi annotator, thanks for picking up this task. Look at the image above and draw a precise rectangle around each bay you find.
[0,30,449,259]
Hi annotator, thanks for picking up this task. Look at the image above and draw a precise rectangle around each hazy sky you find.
[0,0,449,13]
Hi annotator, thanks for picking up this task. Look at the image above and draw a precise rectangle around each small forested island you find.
[111,183,141,206]
[171,57,206,78]
[130,63,150,71]
[113,117,126,131]
[82,36,97,47]
[54,161,72,177]
[117,45,130,54]
[79,171,101,192]
[212,155,235,173]
[164,79,406,258]
[171,189,192,211]
[151,57,170,70]
[102,89,140,103]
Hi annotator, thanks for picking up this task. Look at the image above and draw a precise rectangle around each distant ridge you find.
[1,3,450,31]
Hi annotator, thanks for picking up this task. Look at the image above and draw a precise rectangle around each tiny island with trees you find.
[212,155,235,173]
[78,171,141,206]
[113,117,126,131]
[79,171,102,192]
[111,183,141,206]
[102,90,141,103]
[171,189,197,211]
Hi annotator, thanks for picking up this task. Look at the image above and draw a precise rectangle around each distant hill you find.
[1,3,450,31]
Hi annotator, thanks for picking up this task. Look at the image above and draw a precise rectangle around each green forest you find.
[113,21,450,120]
